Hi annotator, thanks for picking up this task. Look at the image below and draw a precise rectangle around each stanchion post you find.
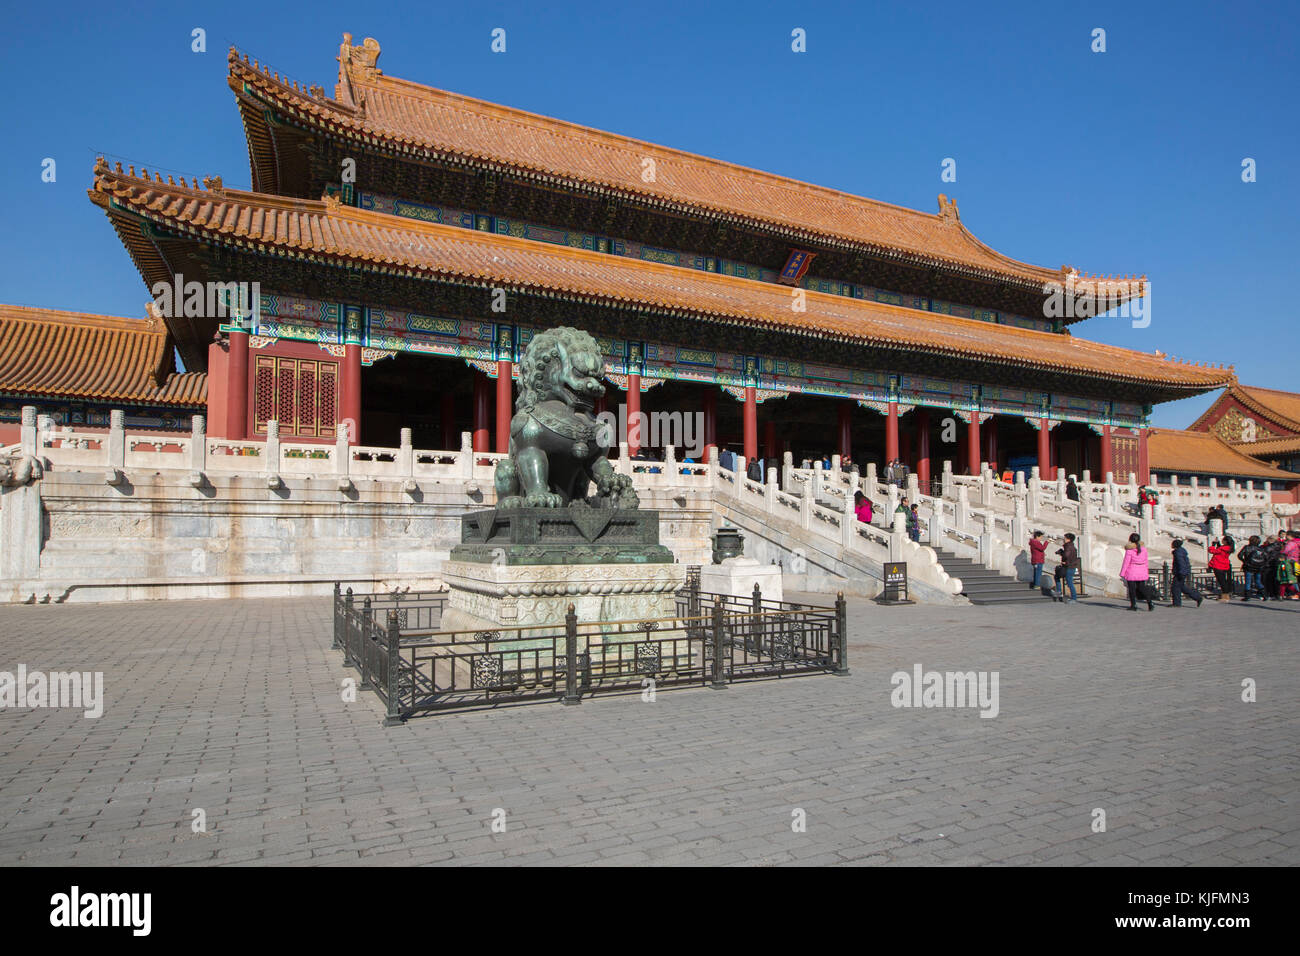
[834,591,850,675]
[563,604,581,705]
[383,610,403,727]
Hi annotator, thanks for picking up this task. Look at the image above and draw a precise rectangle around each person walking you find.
[907,503,921,543]
[1028,530,1047,590]
[746,456,763,483]
[1208,537,1234,600]
[1121,533,1155,611]
[1055,532,1080,602]
[853,490,873,526]
[1237,535,1267,601]
[1066,477,1080,502]
[1169,538,1204,608]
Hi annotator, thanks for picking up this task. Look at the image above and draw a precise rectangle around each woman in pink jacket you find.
[853,490,873,526]
[1120,532,1155,611]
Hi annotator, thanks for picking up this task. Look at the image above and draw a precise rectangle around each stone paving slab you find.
[0,590,1295,866]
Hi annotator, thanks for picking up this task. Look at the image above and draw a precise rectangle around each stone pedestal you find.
[440,559,686,632]
[699,556,784,603]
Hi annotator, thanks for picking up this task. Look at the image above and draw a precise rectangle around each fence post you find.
[834,591,849,675]
[563,603,581,705]
[342,587,355,666]
[710,602,727,689]
[360,597,373,689]
[332,582,342,649]
[383,610,403,727]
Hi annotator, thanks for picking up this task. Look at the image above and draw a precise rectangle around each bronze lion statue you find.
[493,327,638,510]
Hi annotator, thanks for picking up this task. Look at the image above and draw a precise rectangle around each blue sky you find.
[4,0,1296,427]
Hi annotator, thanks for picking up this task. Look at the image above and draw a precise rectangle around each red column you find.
[440,390,456,450]
[472,369,490,453]
[763,420,776,463]
[495,360,513,454]
[966,415,981,475]
[885,400,899,463]
[915,409,931,488]
[743,386,758,464]
[837,401,852,460]
[1137,426,1150,485]
[227,329,249,440]
[703,389,717,450]
[342,343,362,445]
[1100,424,1113,478]
[1037,418,1051,479]
[627,373,642,456]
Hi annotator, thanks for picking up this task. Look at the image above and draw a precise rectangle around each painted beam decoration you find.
[251,287,1135,427]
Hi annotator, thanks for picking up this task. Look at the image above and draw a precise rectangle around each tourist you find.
[1262,535,1282,600]
[746,456,763,483]
[895,496,910,532]
[1055,533,1080,602]
[1205,503,1229,535]
[1066,476,1080,502]
[1121,533,1155,611]
[1169,539,1204,608]
[801,457,811,470]
[908,503,921,542]
[1237,535,1267,601]
[1208,537,1234,600]
[1206,504,1227,535]
[853,490,873,525]
[1028,530,1047,590]
[1279,531,1299,600]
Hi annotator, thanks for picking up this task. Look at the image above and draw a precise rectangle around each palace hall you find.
[49,36,1243,484]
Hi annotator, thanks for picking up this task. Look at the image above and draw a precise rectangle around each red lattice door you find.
[253,356,339,439]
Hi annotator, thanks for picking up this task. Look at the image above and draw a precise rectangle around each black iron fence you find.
[333,581,846,724]
[1145,562,1242,601]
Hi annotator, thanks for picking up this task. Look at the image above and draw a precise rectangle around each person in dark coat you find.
[1169,539,1204,608]
[746,457,763,483]
[1066,477,1080,502]
[1238,535,1267,601]
[1055,532,1080,602]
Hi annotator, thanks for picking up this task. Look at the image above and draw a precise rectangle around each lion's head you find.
[517,327,606,414]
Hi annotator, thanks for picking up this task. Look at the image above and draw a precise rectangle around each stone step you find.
[930,547,1059,606]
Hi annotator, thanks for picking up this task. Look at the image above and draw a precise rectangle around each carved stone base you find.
[441,559,687,632]
[700,556,785,603]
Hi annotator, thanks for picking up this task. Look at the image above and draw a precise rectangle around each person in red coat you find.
[1028,530,1047,590]
[1207,538,1233,600]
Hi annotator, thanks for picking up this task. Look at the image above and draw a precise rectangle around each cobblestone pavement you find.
[0,590,1296,866]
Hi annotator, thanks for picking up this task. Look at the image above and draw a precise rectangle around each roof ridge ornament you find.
[339,33,382,86]
[936,194,960,221]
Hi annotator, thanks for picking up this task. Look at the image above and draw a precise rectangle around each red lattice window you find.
[253,356,340,439]
[254,357,277,434]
